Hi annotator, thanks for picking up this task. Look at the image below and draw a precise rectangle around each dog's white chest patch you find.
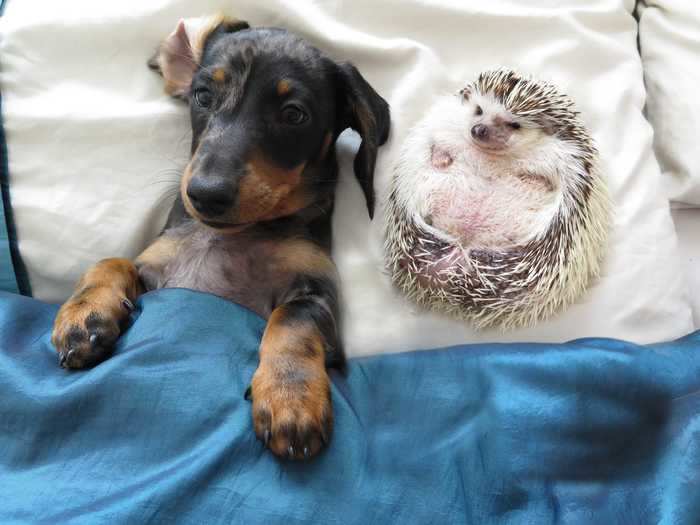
[160,222,285,318]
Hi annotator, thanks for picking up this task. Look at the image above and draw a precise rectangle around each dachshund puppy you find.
[51,15,390,460]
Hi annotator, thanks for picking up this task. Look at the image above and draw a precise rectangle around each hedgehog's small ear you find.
[148,16,249,100]
[334,62,390,219]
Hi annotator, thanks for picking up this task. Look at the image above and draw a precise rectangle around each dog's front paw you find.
[51,288,134,369]
[250,358,333,460]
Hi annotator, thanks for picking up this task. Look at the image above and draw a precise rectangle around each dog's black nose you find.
[187,177,233,217]
[471,124,489,141]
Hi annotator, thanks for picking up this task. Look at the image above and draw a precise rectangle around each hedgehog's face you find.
[462,93,544,155]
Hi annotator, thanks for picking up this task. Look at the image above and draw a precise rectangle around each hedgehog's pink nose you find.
[471,124,489,141]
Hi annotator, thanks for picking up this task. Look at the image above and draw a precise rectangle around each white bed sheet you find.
[637,1,700,207]
[673,209,700,328]
[0,0,694,357]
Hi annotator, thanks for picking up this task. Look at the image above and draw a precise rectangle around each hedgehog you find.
[384,69,611,329]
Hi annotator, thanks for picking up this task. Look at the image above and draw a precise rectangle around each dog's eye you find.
[475,105,483,116]
[193,88,213,108]
[509,122,521,130]
[281,104,308,125]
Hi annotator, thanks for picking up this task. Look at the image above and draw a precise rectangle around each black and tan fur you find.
[51,15,390,460]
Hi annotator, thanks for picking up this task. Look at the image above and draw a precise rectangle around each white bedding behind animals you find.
[0,0,694,357]
[637,1,700,207]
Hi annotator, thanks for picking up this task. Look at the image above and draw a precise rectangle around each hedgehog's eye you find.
[475,105,483,116]
[509,122,521,130]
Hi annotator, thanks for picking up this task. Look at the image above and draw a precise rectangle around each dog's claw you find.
[288,446,295,458]
[244,386,252,401]
[60,349,76,368]
[122,298,134,312]
[303,446,310,459]
[89,333,98,347]
[264,430,271,446]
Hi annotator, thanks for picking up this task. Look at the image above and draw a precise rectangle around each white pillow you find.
[672,208,700,327]
[637,1,700,207]
[0,0,693,356]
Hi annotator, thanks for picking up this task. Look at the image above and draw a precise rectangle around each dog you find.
[50,15,390,460]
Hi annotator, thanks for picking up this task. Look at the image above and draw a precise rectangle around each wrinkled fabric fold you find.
[0,289,698,524]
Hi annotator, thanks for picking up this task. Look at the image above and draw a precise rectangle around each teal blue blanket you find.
[1,289,698,524]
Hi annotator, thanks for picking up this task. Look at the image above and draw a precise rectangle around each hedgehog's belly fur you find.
[423,146,558,252]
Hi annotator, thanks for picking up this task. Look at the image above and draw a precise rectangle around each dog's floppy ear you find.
[335,62,390,219]
[148,15,249,99]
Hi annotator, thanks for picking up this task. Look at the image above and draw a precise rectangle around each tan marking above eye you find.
[277,79,291,96]
[212,68,227,83]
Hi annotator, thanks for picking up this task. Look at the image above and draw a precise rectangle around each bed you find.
[1,0,698,523]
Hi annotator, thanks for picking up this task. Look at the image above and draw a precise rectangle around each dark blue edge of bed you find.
[0,0,32,295]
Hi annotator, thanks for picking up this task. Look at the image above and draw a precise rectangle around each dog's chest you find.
[160,224,290,318]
